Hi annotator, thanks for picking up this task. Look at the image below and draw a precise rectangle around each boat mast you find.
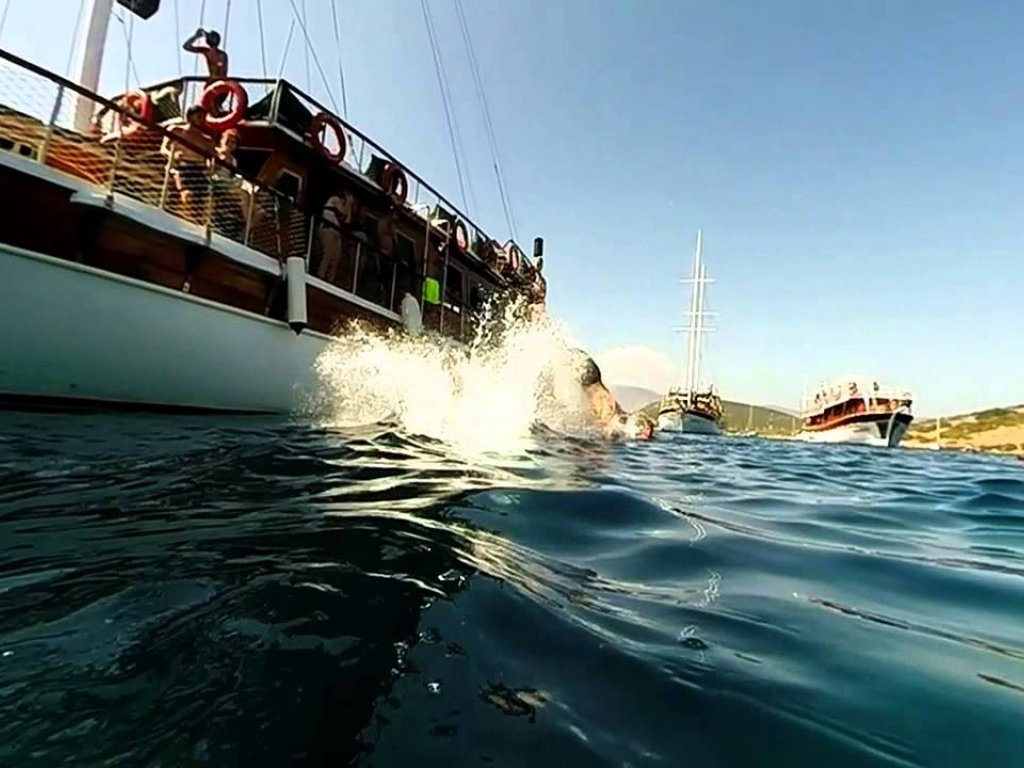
[72,0,114,132]
[693,262,709,392]
[684,229,702,395]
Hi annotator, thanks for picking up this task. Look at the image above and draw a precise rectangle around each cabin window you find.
[469,279,491,314]
[274,169,303,202]
[443,264,464,315]
[393,232,416,309]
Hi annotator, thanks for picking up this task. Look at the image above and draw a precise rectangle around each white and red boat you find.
[796,379,914,448]
[0,0,546,414]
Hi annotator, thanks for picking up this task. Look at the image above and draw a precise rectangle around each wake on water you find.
[310,296,641,454]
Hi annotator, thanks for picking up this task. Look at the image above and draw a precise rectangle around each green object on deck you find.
[423,277,441,305]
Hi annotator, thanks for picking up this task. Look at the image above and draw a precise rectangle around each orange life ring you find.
[380,162,408,206]
[116,90,153,138]
[453,219,469,252]
[308,112,346,163]
[200,80,248,132]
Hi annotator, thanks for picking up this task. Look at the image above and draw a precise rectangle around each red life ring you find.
[453,220,469,252]
[309,112,346,163]
[200,80,248,132]
[116,90,153,138]
[380,162,408,206]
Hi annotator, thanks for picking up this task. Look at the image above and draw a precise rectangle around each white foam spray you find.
[311,297,606,454]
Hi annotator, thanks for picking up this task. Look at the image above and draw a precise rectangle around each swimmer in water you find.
[573,351,655,440]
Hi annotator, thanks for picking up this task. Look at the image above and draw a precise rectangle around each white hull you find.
[795,417,910,448]
[657,411,721,435]
[0,245,330,412]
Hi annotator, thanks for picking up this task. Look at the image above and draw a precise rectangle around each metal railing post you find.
[158,151,174,210]
[352,241,361,293]
[305,213,316,265]
[38,84,64,165]
[389,260,398,311]
[243,186,256,245]
[106,125,124,202]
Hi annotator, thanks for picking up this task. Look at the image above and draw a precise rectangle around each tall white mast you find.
[71,0,114,132]
[693,262,708,392]
[683,229,702,394]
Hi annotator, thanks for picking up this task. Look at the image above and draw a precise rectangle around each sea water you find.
[1,318,1022,766]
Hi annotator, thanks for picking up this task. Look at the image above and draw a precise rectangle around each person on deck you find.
[161,105,215,221]
[527,256,548,321]
[183,28,229,78]
[319,190,358,285]
[365,207,396,307]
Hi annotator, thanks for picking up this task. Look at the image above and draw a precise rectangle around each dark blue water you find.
[1,412,1022,766]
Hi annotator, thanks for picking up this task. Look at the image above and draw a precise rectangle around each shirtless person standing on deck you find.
[183,29,229,78]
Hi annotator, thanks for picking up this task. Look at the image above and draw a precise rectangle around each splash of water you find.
[312,298,603,453]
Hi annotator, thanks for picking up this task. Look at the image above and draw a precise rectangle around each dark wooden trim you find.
[0,392,272,415]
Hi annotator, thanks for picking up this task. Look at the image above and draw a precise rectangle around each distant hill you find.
[635,398,800,435]
[608,385,661,412]
[906,405,1024,456]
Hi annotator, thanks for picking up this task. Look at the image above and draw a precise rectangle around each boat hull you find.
[657,410,722,435]
[0,245,330,413]
[795,413,912,448]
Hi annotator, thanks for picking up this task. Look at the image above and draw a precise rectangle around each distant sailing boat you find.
[656,229,723,434]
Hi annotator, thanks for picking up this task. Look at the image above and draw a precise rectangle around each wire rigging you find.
[301,0,310,91]
[192,0,207,76]
[63,0,88,78]
[173,0,183,75]
[256,0,268,78]
[0,0,13,44]
[420,0,471,214]
[221,0,232,48]
[122,10,135,93]
[329,0,348,118]
[285,0,340,113]
[453,0,518,242]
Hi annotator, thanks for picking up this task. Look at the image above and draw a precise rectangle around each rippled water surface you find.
[2,412,1023,766]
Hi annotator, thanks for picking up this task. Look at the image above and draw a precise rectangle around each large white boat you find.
[796,378,914,448]
[0,1,545,413]
[657,229,722,434]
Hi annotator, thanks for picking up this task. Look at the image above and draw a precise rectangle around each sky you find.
[1,0,1022,415]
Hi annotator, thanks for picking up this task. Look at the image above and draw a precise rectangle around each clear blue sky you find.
[3,0,1022,414]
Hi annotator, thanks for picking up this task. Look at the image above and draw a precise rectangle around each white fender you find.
[401,292,423,336]
[286,256,308,334]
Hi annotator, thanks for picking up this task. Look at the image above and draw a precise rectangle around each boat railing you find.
[142,74,534,279]
[0,49,476,336]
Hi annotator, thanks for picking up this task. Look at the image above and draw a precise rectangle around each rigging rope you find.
[285,0,340,113]
[256,0,268,78]
[0,0,13,44]
[420,0,470,214]
[301,0,310,92]
[453,0,518,242]
[192,0,207,76]
[173,0,182,75]
[274,18,296,82]
[63,0,88,78]
[329,0,348,118]
[123,10,135,93]
[222,0,232,48]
